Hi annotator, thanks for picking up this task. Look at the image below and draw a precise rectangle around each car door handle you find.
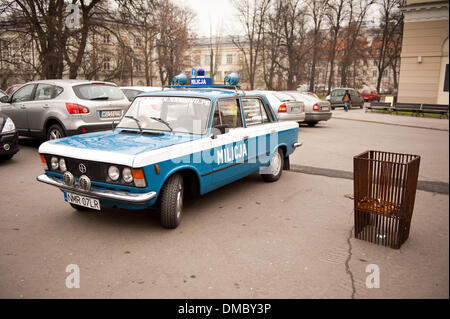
[43,105,49,109]
[20,105,26,109]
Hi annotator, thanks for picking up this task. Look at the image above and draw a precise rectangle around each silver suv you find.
[0,80,130,140]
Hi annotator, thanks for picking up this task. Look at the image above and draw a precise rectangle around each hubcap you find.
[49,129,61,140]
[270,150,282,175]
[175,185,183,219]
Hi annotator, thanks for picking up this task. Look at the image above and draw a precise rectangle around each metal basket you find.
[353,151,420,249]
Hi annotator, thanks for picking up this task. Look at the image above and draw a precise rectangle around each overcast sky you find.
[178,0,380,37]
[178,0,242,37]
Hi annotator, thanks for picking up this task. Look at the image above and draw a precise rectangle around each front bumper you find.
[36,174,157,204]
[0,131,19,156]
[304,112,332,122]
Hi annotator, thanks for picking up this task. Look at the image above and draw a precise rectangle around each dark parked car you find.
[0,112,19,160]
[327,88,364,110]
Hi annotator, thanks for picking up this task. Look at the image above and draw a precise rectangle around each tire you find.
[331,106,335,110]
[69,203,91,211]
[0,154,14,160]
[160,173,184,229]
[47,124,66,141]
[307,121,318,127]
[261,148,284,183]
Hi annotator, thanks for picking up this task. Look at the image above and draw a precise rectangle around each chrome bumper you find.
[36,174,157,204]
[293,142,303,149]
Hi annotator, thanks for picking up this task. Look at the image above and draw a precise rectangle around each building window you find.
[205,55,211,65]
[103,34,110,44]
[103,57,111,71]
[373,70,377,77]
[444,64,449,92]
[216,54,222,65]
[135,38,142,48]
[227,54,233,64]
[194,55,200,65]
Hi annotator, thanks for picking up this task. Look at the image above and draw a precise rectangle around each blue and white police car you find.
[37,72,302,228]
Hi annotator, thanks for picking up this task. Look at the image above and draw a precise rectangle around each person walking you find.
[342,90,352,112]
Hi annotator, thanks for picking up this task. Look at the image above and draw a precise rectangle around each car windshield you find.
[73,84,125,101]
[0,91,6,98]
[362,90,371,94]
[272,92,295,102]
[117,96,212,134]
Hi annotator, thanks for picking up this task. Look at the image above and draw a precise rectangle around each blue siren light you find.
[196,68,205,77]
[224,72,239,86]
[172,73,187,85]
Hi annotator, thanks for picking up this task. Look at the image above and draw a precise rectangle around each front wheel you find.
[160,173,184,229]
[261,148,284,183]
[307,121,318,127]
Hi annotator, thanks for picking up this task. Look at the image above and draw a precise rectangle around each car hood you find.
[39,129,206,167]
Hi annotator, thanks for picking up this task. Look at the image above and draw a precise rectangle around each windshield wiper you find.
[124,115,143,133]
[90,96,109,100]
[149,117,173,133]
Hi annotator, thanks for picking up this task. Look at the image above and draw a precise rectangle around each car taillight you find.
[66,103,90,114]
[278,104,287,113]
[313,103,319,111]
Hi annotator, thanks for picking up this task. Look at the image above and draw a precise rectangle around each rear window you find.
[331,89,345,97]
[272,92,295,102]
[73,84,125,101]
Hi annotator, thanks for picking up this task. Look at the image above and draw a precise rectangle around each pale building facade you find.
[397,0,449,104]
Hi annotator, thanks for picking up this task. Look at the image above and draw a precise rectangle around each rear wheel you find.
[307,121,318,127]
[160,173,184,229]
[261,148,283,183]
[47,124,66,141]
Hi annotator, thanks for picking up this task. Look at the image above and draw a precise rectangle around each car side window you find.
[11,84,35,103]
[214,98,243,129]
[242,98,271,126]
[35,84,63,101]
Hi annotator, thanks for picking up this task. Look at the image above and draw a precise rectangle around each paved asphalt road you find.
[0,114,448,299]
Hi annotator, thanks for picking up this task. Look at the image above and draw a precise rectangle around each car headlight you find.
[2,117,15,133]
[108,165,120,181]
[51,157,59,170]
[122,167,133,183]
[59,158,67,172]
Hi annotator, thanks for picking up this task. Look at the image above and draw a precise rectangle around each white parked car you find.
[252,90,305,124]
[285,91,332,126]
[120,86,162,102]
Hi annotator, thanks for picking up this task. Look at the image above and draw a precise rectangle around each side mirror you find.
[0,95,10,103]
[211,124,229,139]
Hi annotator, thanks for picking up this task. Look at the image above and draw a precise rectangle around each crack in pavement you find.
[345,225,356,299]
[290,164,449,195]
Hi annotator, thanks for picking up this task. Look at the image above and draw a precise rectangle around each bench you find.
[392,103,421,116]
[366,102,392,113]
[421,104,449,118]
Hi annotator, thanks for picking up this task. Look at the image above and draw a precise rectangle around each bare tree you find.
[0,0,104,79]
[371,0,404,92]
[326,0,348,94]
[339,0,374,87]
[306,0,329,91]
[261,0,283,89]
[231,0,271,90]
[154,0,195,85]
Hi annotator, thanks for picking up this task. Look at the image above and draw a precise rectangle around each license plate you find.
[100,110,122,118]
[322,106,329,111]
[64,192,100,210]
[289,106,301,113]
